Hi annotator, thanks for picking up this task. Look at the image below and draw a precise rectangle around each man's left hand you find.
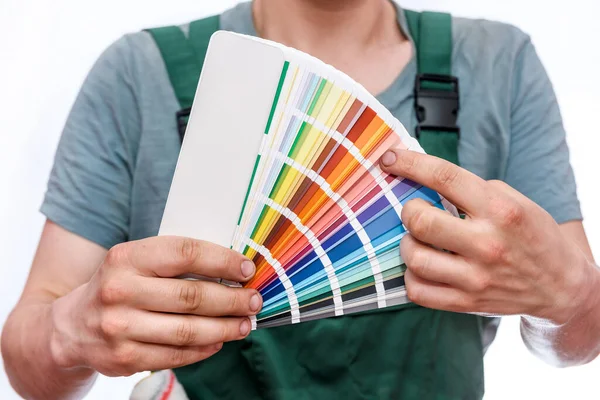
[380,148,596,325]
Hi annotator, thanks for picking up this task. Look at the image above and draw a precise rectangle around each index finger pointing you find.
[380,148,488,216]
[116,236,255,282]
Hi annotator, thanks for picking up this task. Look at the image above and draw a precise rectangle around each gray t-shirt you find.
[42,3,581,267]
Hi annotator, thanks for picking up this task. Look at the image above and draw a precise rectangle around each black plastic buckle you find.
[414,73,460,139]
[176,107,192,143]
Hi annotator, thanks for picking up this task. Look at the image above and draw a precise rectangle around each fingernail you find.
[241,260,255,278]
[213,342,223,351]
[239,319,251,336]
[381,150,397,167]
[249,293,262,312]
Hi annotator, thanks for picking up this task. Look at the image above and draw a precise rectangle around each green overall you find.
[147,11,485,400]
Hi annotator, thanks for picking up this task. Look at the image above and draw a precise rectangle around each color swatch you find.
[158,31,458,330]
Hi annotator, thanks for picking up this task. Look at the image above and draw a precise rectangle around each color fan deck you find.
[158,31,457,330]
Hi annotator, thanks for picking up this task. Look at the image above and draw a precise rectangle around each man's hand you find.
[49,236,262,377]
[380,149,599,328]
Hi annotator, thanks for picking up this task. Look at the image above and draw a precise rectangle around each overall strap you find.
[146,15,220,140]
[405,11,460,165]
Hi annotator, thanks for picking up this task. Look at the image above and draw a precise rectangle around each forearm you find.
[520,260,600,367]
[1,299,97,400]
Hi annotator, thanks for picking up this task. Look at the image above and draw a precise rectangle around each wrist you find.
[521,259,600,367]
[548,255,599,326]
[49,284,90,370]
[578,263,600,323]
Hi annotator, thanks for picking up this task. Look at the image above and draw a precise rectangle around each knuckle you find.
[405,279,423,304]
[176,238,202,266]
[216,322,233,343]
[480,238,508,264]
[487,179,508,189]
[470,273,491,293]
[170,348,188,367]
[104,243,129,267]
[500,203,525,227]
[406,248,428,275]
[401,200,416,226]
[99,312,129,338]
[489,198,526,228]
[220,248,234,267]
[178,284,204,313]
[408,207,433,238]
[406,284,422,304]
[402,241,416,265]
[208,343,224,357]
[432,164,460,189]
[397,152,419,175]
[99,278,129,305]
[226,291,241,313]
[175,320,197,346]
[223,251,239,275]
[113,343,137,369]
[399,234,414,258]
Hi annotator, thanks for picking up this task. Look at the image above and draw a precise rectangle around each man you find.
[2,0,599,399]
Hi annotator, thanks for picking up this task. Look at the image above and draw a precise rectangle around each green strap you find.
[411,11,452,76]
[405,10,459,165]
[404,11,421,56]
[146,15,220,110]
[189,16,220,69]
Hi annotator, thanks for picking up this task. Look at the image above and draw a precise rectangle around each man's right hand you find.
[48,236,262,377]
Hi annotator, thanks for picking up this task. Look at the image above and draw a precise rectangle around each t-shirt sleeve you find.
[40,36,141,249]
[504,38,582,224]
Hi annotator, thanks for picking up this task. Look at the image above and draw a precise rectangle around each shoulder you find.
[90,31,165,84]
[451,16,533,70]
[83,27,185,116]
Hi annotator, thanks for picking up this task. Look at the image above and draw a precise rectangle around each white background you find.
[1,0,598,399]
